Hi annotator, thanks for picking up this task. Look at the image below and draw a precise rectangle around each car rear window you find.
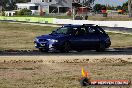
[87,27,96,34]
[95,26,106,34]
[86,26,106,34]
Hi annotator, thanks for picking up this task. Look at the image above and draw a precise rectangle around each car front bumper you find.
[34,41,61,51]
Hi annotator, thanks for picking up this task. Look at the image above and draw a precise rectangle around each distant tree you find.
[122,1,128,12]
[0,0,16,11]
[101,5,106,10]
[116,6,122,10]
[0,0,30,11]
[83,0,95,7]
[17,8,32,16]
[106,5,115,10]
[93,4,106,12]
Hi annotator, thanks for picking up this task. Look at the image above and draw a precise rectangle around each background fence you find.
[0,16,132,28]
[54,19,132,28]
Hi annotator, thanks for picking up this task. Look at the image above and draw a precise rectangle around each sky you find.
[95,0,128,6]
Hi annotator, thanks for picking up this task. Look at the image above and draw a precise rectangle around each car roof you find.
[63,24,81,27]
[63,24,96,27]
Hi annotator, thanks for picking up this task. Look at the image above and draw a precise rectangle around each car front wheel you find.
[96,43,106,52]
[39,48,48,52]
[60,42,70,53]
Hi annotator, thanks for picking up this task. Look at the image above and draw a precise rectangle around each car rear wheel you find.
[76,50,83,52]
[96,43,106,52]
[39,48,48,52]
[60,42,70,53]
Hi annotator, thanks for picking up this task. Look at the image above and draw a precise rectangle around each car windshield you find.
[54,27,71,34]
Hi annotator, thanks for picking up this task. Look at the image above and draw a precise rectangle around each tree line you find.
[93,1,128,13]
[0,0,31,11]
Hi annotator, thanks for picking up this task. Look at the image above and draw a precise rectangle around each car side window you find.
[70,27,78,35]
[74,27,86,36]
[87,27,96,34]
[80,27,87,35]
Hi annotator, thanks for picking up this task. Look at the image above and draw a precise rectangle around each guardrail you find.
[54,19,132,28]
[0,16,132,28]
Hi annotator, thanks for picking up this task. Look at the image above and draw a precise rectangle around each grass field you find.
[0,22,132,50]
[108,32,132,48]
[0,22,55,50]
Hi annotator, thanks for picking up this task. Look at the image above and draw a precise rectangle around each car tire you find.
[76,50,83,52]
[96,43,106,52]
[39,48,48,52]
[60,42,70,53]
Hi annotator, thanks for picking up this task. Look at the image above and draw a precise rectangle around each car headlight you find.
[47,39,58,42]
[34,38,39,42]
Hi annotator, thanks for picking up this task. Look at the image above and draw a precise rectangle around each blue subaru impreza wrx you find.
[34,24,111,52]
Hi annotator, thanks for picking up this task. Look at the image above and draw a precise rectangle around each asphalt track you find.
[0,47,132,56]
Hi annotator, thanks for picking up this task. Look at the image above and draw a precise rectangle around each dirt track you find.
[0,55,132,63]
[0,55,131,88]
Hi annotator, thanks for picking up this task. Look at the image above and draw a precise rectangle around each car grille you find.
[39,39,47,43]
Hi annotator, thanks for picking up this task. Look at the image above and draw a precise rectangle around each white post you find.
[128,0,132,17]
[58,6,59,14]
[72,7,75,20]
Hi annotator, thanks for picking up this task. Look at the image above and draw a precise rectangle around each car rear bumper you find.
[105,41,111,48]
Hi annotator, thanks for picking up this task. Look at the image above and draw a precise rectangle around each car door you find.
[69,27,87,49]
[83,26,100,49]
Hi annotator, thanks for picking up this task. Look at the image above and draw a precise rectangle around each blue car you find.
[34,24,111,52]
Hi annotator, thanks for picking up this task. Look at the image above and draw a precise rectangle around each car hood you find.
[37,34,68,40]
